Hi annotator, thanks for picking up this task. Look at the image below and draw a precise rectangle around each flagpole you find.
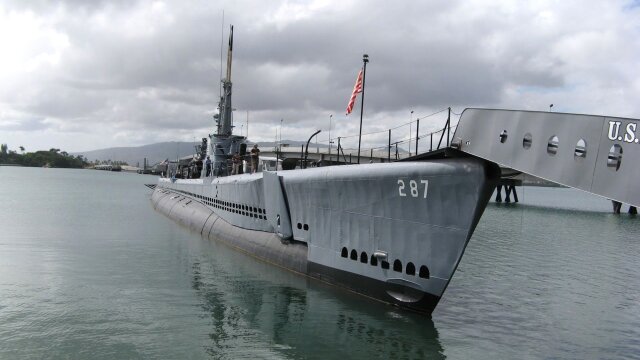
[357,54,369,164]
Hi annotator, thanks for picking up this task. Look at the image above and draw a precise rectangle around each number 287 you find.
[398,179,428,198]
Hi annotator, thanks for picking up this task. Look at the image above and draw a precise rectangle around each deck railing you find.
[284,107,459,164]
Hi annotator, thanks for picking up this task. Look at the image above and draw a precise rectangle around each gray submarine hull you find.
[151,157,498,314]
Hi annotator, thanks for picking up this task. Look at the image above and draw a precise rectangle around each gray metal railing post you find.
[388,129,391,162]
[437,120,449,150]
[337,137,347,163]
[415,119,419,155]
[447,107,451,147]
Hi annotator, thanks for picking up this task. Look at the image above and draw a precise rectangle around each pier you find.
[450,109,639,213]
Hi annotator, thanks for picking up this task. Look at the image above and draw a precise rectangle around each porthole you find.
[370,256,378,266]
[297,223,302,229]
[499,129,508,143]
[523,133,532,149]
[393,260,402,272]
[341,247,348,258]
[406,262,416,276]
[574,139,587,160]
[381,261,390,270]
[350,250,358,260]
[547,135,559,156]
[360,252,368,263]
[419,265,430,279]
[607,144,623,171]
[303,224,309,231]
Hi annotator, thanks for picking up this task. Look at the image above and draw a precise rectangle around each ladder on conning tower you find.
[450,108,639,208]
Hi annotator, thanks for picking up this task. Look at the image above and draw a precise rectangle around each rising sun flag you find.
[345,69,363,115]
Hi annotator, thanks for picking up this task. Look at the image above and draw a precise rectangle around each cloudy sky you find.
[1,0,639,153]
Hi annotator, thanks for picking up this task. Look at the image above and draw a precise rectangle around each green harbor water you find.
[1,167,639,359]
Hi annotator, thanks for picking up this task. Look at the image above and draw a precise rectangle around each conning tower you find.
[208,25,247,177]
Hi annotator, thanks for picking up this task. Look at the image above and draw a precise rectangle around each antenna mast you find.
[217,25,234,136]
[218,11,224,101]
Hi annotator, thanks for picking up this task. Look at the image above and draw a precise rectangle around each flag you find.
[346,69,363,115]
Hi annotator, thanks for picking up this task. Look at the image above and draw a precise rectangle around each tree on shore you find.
[0,143,87,168]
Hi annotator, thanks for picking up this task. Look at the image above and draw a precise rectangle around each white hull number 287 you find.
[398,179,429,198]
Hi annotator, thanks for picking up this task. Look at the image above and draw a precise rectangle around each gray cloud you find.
[0,0,639,153]
[0,116,49,132]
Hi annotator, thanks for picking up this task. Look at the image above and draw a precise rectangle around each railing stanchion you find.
[388,129,391,162]
[415,119,420,155]
[446,107,451,147]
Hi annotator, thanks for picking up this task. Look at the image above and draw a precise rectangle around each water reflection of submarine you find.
[188,236,445,359]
